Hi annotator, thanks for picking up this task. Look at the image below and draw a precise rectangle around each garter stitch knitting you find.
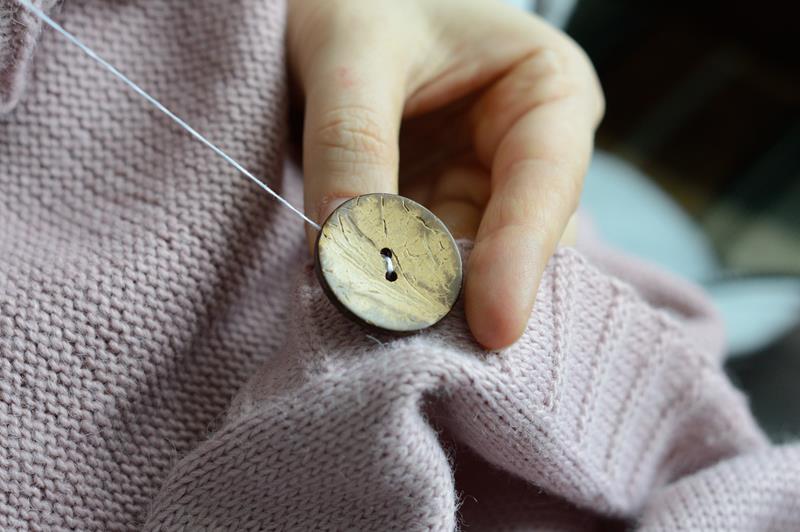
[1,1,798,530]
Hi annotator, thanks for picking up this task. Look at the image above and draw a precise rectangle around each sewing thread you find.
[17,0,321,230]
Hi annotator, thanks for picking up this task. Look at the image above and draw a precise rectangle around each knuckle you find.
[528,38,605,125]
[525,46,564,78]
[520,47,576,103]
[313,106,396,166]
[560,40,606,124]
[572,55,605,124]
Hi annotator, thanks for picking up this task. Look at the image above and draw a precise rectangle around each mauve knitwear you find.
[1,0,798,530]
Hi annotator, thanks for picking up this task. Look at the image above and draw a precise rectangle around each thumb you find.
[300,39,406,251]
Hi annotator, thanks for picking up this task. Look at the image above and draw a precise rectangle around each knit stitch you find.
[0,1,798,530]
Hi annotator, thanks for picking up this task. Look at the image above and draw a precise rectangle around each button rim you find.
[313,193,463,333]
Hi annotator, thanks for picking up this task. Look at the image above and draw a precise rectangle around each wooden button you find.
[314,194,462,333]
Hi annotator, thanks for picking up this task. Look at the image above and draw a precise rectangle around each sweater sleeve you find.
[0,0,56,113]
[144,243,775,531]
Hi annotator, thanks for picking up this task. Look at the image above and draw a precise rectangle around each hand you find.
[288,0,603,349]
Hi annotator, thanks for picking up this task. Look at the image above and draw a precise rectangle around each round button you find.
[314,193,462,333]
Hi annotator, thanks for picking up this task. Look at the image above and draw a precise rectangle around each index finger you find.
[466,43,603,349]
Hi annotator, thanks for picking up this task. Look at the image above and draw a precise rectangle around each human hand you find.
[288,0,603,349]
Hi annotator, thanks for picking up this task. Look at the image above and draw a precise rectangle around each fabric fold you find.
[145,245,767,530]
[1,1,797,530]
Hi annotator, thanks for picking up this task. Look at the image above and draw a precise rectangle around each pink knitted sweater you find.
[1,1,798,530]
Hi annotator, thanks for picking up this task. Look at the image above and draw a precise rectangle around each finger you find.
[466,46,603,349]
[427,162,490,239]
[560,212,579,247]
[299,32,408,251]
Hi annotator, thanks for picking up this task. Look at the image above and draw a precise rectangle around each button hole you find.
[381,248,397,282]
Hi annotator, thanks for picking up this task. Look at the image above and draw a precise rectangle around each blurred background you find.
[548,0,799,439]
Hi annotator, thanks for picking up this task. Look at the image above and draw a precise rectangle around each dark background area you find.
[566,0,800,439]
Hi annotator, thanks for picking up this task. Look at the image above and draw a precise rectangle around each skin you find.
[288,0,604,349]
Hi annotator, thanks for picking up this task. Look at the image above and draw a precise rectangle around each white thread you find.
[365,334,385,346]
[17,0,321,231]
[382,255,395,276]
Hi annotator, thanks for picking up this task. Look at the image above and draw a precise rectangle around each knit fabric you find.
[0,1,798,530]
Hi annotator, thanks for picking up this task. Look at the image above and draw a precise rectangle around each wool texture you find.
[1,0,798,530]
